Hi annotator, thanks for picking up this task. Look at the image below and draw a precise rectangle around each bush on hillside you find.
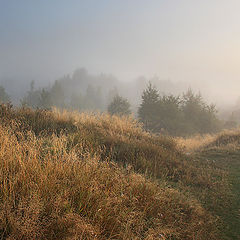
[107,95,131,116]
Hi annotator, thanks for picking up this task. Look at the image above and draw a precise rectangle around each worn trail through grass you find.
[218,151,240,240]
[189,146,240,239]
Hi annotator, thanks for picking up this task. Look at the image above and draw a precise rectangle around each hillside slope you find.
[0,104,227,239]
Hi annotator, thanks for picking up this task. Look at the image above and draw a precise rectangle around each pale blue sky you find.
[1,0,240,101]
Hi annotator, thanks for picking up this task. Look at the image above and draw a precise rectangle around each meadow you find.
[0,104,238,239]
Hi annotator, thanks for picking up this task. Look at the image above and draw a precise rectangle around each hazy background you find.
[1,0,240,107]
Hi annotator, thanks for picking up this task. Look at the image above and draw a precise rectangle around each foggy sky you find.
[1,0,240,104]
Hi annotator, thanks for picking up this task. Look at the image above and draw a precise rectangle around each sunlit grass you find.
[0,104,230,239]
[176,134,215,153]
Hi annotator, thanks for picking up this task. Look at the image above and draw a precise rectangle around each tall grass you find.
[175,128,240,153]
[0,105,225,239]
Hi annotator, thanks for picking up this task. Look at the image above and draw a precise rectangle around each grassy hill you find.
[178,130,240,240]
[0,104,237,239]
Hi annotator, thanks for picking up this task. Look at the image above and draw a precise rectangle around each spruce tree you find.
[138,82,160,132]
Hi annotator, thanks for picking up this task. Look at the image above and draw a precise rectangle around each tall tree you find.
[138,82,160,132]
[157,94,183,135]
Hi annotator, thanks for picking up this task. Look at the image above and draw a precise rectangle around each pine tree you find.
[158,94,183,135]
[108,95,131,116]
[138,82,160,131]
[181,89,220,134]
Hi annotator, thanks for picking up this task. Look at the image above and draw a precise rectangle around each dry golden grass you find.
[176,128,240,153]
[203,129,240,151]
[0,105,226,239]
[175,134,216,153]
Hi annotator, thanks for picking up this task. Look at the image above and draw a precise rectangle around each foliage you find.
[138,84,221,136]
[138,82,160,132]
[83,84,103,111]
[21,79,106,112]
[0,105,226,239]
[107,95,131,116]
[0,85,10,103]
[181,89,220,135]
[50,80,65,108]
[70,92,84,111]
[21,81,52,109]
[157,94,184,135]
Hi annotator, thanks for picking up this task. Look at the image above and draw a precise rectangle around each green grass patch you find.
[196,148,240,240]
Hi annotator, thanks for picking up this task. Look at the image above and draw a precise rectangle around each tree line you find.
[0,80,234,136]
[138,83,221,136]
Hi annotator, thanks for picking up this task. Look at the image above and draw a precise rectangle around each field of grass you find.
[0,104,238,239]
[178,131,240,240]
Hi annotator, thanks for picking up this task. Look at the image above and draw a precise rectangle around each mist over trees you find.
[19,68,121,112]
[0,86,10,103]
[138,83,221,136]
[1,67,239,136]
